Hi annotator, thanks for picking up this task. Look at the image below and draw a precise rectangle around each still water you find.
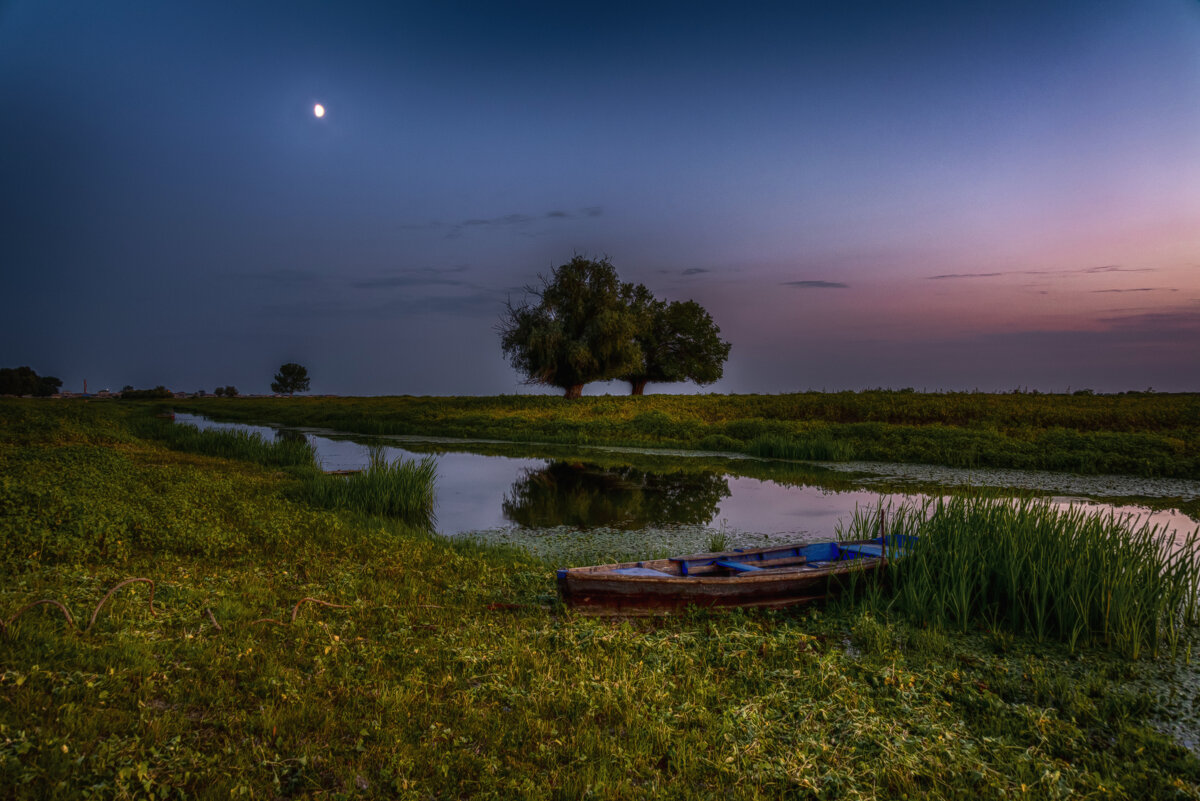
[174,413,1198,552]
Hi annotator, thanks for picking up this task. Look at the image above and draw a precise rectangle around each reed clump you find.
[300,447,437,529]
[131,416,317,468]
[857,496,1200,659]
[747,432,856,461]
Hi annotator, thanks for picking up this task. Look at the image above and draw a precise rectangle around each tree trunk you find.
[563,384,584,399]
[630,380,648,396]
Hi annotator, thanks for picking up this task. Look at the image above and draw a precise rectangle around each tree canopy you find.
[498,256,642,399]
[499,257,731,397]
[271,363,310,396]
[620,284,731,395]
[0,366,62,397]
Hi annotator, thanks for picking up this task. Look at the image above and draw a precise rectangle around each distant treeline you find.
[0,366,61,397]
[166,391,1200,479]
[120,386,173,399]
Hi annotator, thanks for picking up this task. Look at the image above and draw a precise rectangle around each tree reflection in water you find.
[502,461,731,529]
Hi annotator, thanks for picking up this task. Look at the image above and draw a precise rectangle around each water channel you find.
[175,413,1199,564]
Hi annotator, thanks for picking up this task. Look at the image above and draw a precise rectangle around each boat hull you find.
[557,539,892,616]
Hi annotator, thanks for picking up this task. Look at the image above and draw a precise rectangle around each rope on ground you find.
[251,597,351,627]
[84,578,156,634]
[2,579,156,636]
[2,599,78,635]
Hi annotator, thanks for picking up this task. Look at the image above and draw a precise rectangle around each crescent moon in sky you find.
[313,103,325,118]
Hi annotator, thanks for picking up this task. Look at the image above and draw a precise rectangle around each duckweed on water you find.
[463,523,793,567]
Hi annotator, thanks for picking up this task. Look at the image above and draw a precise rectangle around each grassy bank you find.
[166,391,1200,478]
[2,401,1200,798]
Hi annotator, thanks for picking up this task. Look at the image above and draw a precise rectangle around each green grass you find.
[165,391,1200,478]
[129,414,318,468]
[298,446,437,529]
[2,400,1199,799]
[842,497,1200,659]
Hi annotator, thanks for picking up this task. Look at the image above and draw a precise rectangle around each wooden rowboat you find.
[556,535,913,615]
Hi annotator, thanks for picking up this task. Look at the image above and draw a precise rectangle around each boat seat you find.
[841,544,884,558]
[714,559,763,573]
[611,567,674,577]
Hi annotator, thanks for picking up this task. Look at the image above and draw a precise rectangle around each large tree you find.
[271,363,310,396]
[620,284,731,395]
[498,256,642,399]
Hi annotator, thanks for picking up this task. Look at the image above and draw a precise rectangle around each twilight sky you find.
[2,0,1198,396]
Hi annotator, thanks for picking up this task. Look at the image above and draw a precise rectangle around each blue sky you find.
[2,0,1198,395]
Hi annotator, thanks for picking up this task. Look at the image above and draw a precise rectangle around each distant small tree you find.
[271,363,310,396]
[213,386,225,398]
[498,256,641,399]
[620,285,730,395]
[223,385,239,398]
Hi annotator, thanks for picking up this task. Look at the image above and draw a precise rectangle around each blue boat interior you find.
[667,533,917,577]
[556,534,918,579]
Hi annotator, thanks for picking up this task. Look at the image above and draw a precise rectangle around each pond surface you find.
[175,413,1199,562]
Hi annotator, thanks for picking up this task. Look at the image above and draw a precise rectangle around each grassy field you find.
[167,391,1200,479]
[2,400,1200,799]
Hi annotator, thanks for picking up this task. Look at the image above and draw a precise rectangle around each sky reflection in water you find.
[174,414,1197,542]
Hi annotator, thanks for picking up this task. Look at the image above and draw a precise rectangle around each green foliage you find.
[128,416,317,468]
[501,461,730,529]
[846,497,1200,659]
[271,362,310,396]
[748,431,856,461]
[499,256,642,398]
[621,284,731,394]
[2,402,1199,797]
[119,385,172,399]
[298,448,437,529]
[168,391,1200,478]
[0,366,62,397]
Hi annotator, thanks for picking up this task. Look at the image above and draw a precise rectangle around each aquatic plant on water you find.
[300,446,437,529]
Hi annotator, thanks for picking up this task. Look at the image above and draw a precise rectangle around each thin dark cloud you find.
[782,280,850,289]
[1083,265,1152,274]
[926,265,1154,280]
[927,272,1005,280]
[457,214,537,231]
[1096,309,1200,333]
[1090,287,1176,294]
[443,206,604,239]
[681,268,709,276]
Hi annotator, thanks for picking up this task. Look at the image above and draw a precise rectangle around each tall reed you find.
[300,447,437,529]
[852,496,1200,659]
[131,417,317,468]
[747,432,855,461]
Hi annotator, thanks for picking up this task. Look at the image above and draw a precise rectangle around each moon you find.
[313,103,325,118]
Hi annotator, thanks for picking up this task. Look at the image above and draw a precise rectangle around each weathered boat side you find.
[557,536,909,615]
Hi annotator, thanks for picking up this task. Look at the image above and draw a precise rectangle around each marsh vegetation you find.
[2,400,1199,798]
[170,390,1200,478]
